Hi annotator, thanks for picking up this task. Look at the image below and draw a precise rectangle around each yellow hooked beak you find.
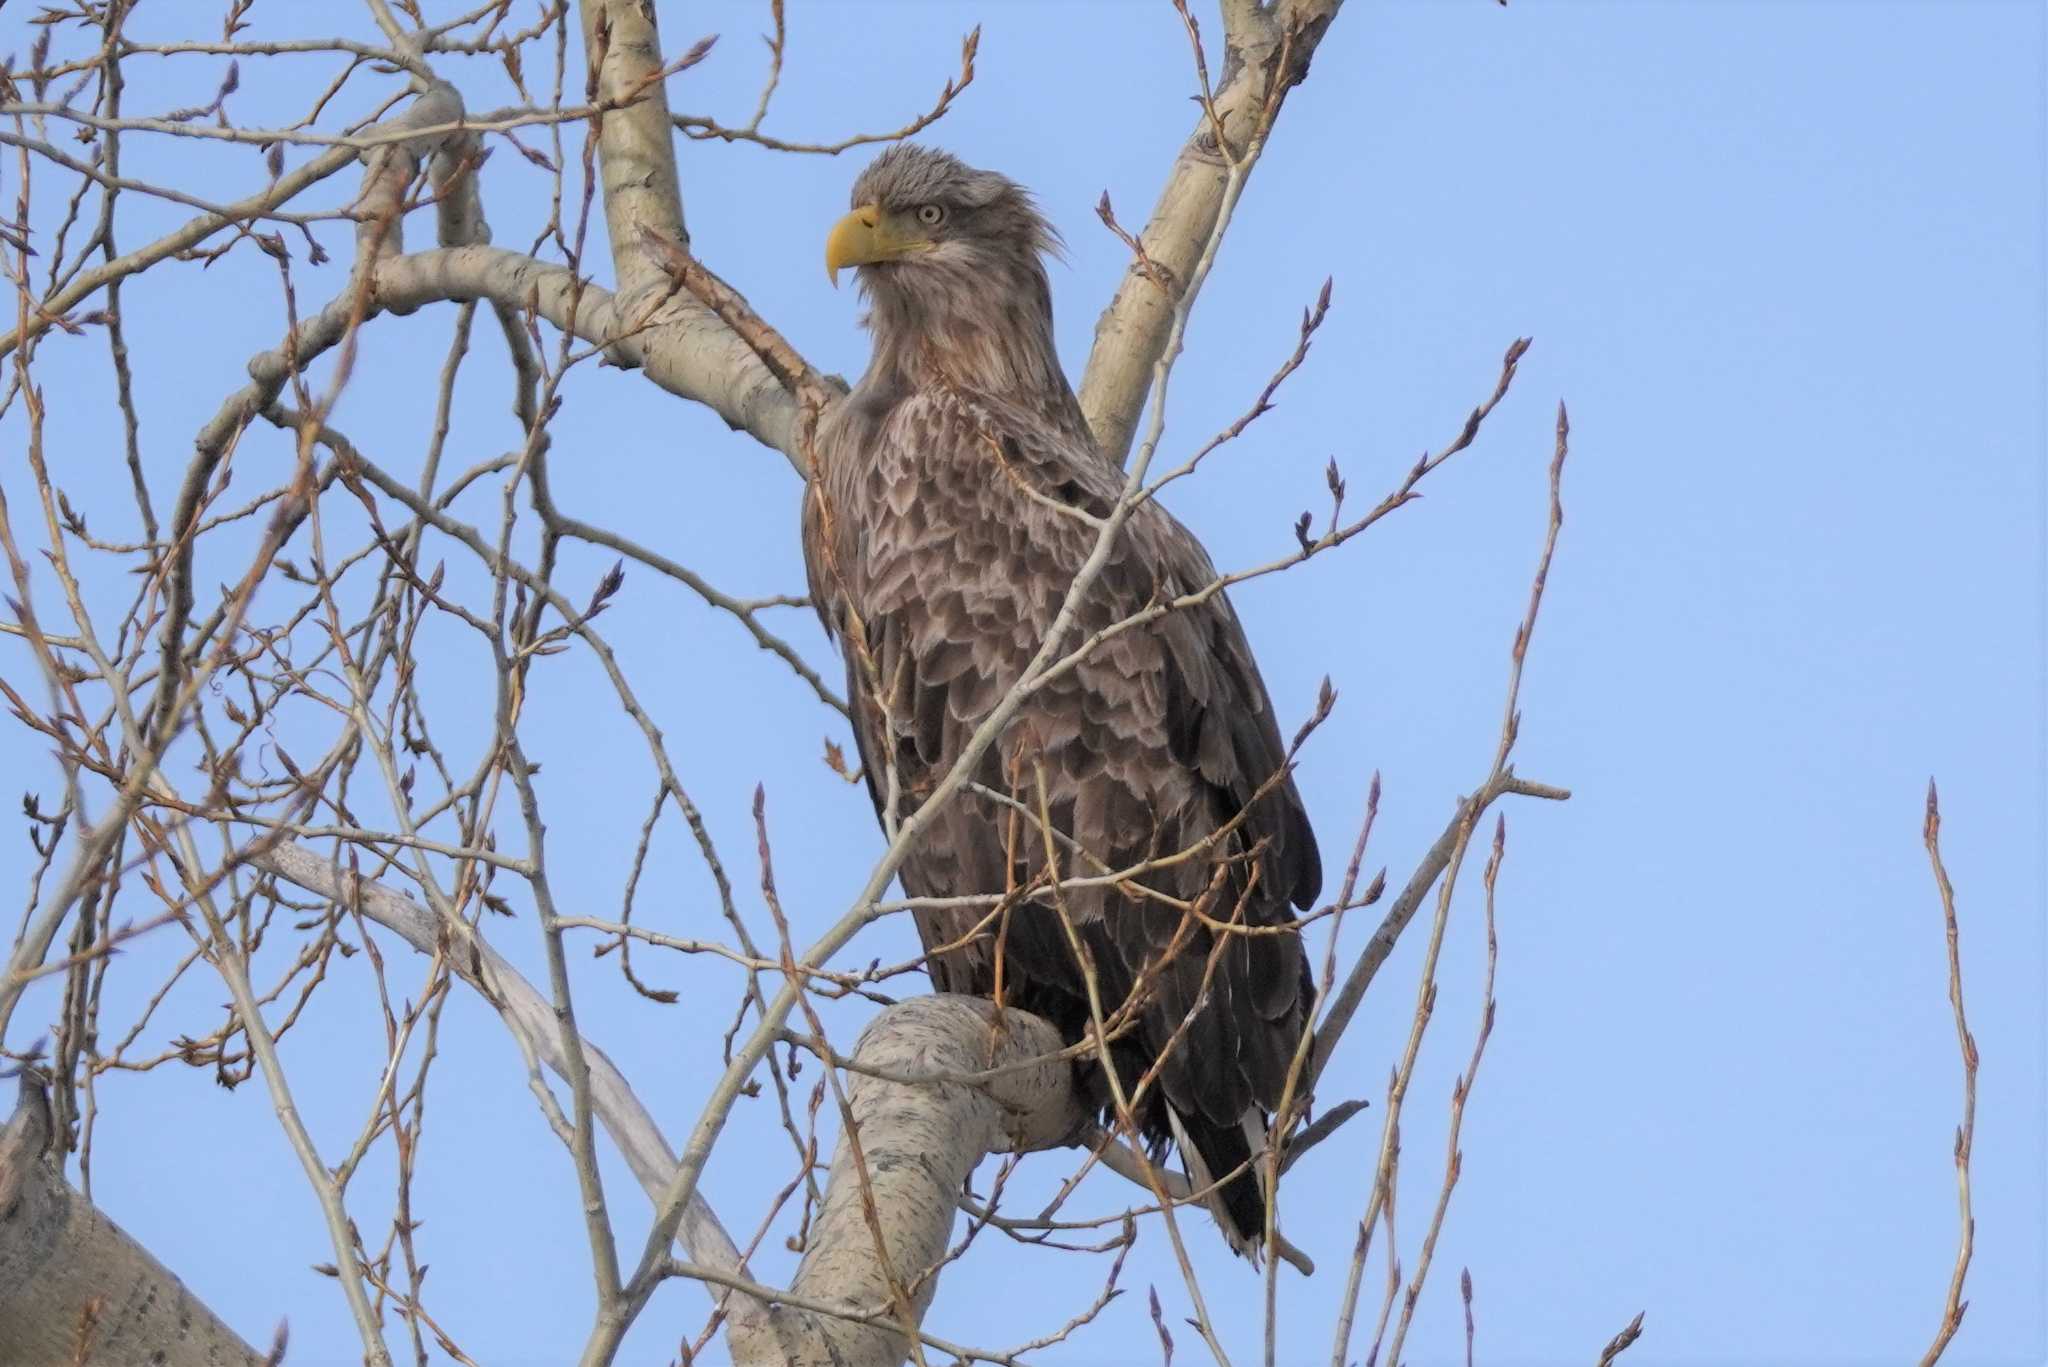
[825,204,926,287]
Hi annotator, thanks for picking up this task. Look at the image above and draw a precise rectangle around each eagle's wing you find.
[805,394,1032,996]
[1050,431,1322,1111]
[808,385,1322,1245]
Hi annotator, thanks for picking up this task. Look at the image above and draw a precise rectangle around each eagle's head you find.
[825,144,1059,292]
[826,144,1072,405]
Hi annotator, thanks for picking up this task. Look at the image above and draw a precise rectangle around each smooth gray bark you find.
[729,997,1080,1367]
[1078,0,1346,466]
[0,1072,264,1367]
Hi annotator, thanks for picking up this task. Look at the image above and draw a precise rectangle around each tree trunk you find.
[0,1072,263,1367]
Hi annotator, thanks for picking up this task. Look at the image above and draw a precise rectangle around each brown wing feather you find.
[806,377,1321,1247]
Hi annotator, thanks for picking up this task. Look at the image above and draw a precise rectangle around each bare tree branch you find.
[1916,780,1976,1367]
[248,841,770,1338]
[1595,1311,1645,1366]
[579,0,691,301]
[571,0,810,473]
[374,244,808,464]
[1078,0,1346,464]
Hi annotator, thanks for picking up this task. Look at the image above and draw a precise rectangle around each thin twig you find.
[1595,1311,1645,1366]
[1916,780,1975,1367]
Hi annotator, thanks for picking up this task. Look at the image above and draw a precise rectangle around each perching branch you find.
[727,996,1079,1367]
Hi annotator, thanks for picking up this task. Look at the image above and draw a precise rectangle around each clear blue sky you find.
[2,2,2041,1364]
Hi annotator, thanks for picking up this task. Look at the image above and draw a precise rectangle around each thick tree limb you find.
[1078,0,1345,465]
[0,1071,265,1367]
[728,996,1079,1367]
[375,243,806,466]
[574,0,805,473]
[579,0,690,300]
[388,2,1359,481]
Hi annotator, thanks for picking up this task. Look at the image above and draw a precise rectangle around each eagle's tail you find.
[1166,1106,1265,1258]
[1166,1106,1315,1274]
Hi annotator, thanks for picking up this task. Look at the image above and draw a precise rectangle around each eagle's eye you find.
[916,203,946,227]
